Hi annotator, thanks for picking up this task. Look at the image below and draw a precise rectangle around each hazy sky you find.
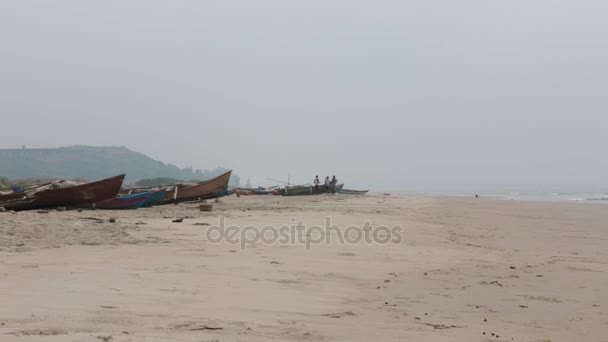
[1,1,607,192]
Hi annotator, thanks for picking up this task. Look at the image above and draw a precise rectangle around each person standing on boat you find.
[314,175,320,191]
[330,175,337,193]
[324,176,330,188]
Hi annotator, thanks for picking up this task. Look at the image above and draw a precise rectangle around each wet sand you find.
[0,194,606,341]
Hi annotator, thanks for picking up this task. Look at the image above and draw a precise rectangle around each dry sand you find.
[0,194,606,341]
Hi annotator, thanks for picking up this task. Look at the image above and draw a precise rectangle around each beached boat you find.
[278,184,339,196]
[90,191,151,210]
[0,183,51,203]
[277,185,314,196]
[339,189,369,195]
[0,191,27,203]
[237,187,276,195]
[143,190,165,206]
[277,183,347,196]
[117,189,166,206]
[0,174,125,211]
[164,170,232,203]
[333,183,344,193]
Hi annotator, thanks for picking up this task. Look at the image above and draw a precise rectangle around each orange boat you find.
[163,171,232,203]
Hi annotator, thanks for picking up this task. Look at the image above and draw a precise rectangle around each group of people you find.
[313,175,338,192]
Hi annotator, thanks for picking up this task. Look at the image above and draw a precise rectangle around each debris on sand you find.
[419,322,465,330]
[81,217,104,223]
[199,204,213,212]
[190,325,223,331]
[322,311,357,318]
[13,328,68,336]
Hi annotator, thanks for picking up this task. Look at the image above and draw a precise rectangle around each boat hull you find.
[164,171,232,203]
[0,175,125,211]
[92,191,150,210]
[278,185,326,196]
[340,189,369,195]
[144,190,165,206]
[278,183,344,196]
[236,188,276,195]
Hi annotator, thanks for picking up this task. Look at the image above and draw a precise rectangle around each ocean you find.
[485,192,608,204]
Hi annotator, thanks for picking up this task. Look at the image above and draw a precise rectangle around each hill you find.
[0,146,239,185]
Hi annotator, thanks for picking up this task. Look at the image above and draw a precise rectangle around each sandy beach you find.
[0,194,606,341]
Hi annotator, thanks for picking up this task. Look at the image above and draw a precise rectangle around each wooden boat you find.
[278,184,336,196]
[277,185,313,196]
[144,190,165,206]
[164,170,232,203]
[0,183,51,202]
[339,188,369,195]
[0,191,27,203]
[237,187,276,195]
[117,189,165,206]
[0,175,125,211]
[333,183,344,193]
[90,191,151,210]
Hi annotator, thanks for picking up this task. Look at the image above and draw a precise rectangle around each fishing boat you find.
[164,170,232,203]
[143,190,165,206]
[236,187,276,195]
[89,191,151,210]
[278,184,336,196]
[0,182,51,202]
[277,185,314,196]
[333,183,344,193]
[0,191,27,203]
[0,174,125,211]
[339,189,369,195]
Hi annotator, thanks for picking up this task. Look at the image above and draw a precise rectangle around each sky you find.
[1,1,607,193]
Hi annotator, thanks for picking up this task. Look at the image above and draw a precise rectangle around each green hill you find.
[0,145,239,186]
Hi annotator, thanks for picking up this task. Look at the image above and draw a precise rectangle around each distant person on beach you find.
[324,176,330,187]
[314,175,320,190]
[330,175,337,192]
